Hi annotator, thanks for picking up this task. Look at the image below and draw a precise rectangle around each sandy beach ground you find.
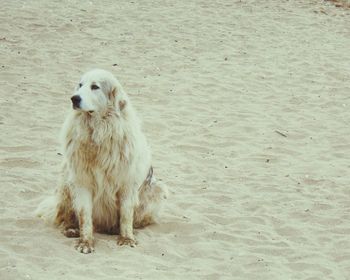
[1,0,350,279]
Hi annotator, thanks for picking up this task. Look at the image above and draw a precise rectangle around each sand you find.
[1,0,350,279]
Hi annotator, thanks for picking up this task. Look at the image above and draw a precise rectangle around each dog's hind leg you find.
[55,186,80,238]
[134,179,168,229]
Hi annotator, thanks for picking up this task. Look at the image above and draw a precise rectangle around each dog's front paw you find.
[75,239,95,254]
[117,236,137,247]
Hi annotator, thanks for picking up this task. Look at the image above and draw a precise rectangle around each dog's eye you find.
[78,83,82,88]
[91,84,100,90]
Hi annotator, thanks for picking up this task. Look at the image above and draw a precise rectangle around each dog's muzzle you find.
[71,95,81,109]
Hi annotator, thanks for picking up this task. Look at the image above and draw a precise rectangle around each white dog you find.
[36,69,168,253]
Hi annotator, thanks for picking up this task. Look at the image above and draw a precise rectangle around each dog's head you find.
[71,69,126,114]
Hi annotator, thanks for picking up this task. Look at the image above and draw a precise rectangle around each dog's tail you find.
[34,195,59,225]
[134,177,169,228]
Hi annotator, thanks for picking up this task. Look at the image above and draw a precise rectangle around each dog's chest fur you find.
[67,114,125,163]
[64,114,128,230]
[65,113,128,187]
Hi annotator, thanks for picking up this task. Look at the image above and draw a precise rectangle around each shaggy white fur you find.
[36,69,168,253]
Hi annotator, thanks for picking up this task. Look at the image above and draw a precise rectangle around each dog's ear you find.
[108,87,117,102]
[109,87,127,112]
[119,100,127,111]
[106,81,127,113]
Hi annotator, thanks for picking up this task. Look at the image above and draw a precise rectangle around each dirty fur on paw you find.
[117,236,137,247]
[75,239,95,254]
[63,228,80,238]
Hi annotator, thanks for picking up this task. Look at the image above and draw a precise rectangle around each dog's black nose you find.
[71,95,81,108]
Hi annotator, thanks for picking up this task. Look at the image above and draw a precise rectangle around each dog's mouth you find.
[72,105,94,114]
[72,106,94,114]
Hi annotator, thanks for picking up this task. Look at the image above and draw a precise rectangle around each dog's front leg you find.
[72,187,94,253]
[117,188,137,247]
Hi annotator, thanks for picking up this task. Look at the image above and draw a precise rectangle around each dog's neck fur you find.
[72,102,135,148]
[84,112,114,134]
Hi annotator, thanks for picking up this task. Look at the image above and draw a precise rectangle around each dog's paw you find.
[63,228,80,238]
[75,239,95,254]
[117,236,137,247]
